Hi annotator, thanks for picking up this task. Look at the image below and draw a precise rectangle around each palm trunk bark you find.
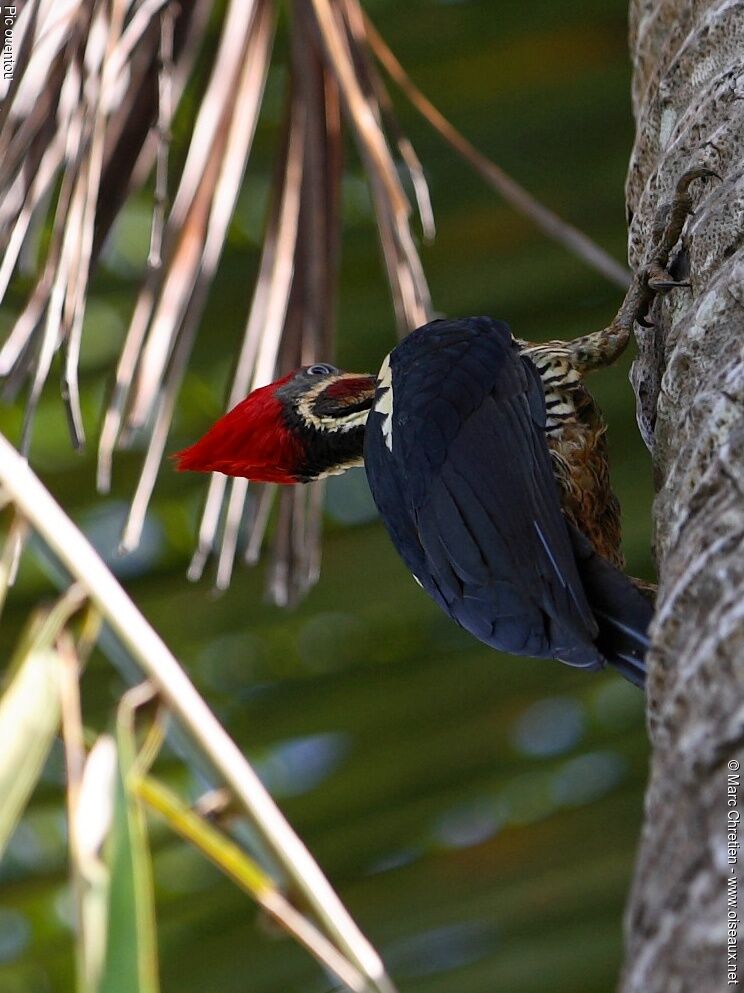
[620,2,744,991]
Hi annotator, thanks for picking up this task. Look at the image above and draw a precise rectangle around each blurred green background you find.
[0,0,654,990]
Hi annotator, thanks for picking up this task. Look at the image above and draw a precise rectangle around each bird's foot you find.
[568,167,720,372]
[643,167,720,293]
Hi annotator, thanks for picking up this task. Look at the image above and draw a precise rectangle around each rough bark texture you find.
[621,2,744,992]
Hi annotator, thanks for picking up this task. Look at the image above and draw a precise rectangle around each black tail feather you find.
[568,526,654,690]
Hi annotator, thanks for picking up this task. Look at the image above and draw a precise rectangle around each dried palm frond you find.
[0,0,211,435]
[0,0,628,604]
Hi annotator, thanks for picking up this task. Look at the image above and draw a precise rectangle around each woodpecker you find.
[177,318,653,688]
[177,169,720,686]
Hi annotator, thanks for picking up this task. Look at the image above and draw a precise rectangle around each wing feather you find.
[364,317,603,669]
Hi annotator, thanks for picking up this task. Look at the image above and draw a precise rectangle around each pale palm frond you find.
[0,434,398,993]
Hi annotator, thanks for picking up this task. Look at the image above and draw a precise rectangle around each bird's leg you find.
[567,167,720,375]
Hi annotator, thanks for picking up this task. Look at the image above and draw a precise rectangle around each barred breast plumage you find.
[518,339,623,569]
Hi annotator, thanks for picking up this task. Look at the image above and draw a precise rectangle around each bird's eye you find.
[307,363,337,376]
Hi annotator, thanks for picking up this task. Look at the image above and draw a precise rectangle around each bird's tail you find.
[568,526,654,690]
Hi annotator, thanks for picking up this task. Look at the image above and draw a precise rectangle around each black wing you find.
[364,317,603,670]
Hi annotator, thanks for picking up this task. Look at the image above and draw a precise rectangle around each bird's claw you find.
[647,279,691,292]
[562,168,719,373]
[675,166,721,192]
[646,264,691,292]
[643,166,720,293]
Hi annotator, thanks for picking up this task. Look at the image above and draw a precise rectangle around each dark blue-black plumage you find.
[364,316,651,686]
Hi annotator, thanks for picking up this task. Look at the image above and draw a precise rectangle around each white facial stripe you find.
[297,403,370,433]
[315,409,370,432]
[375,353,394,452]
[318,454,365,477]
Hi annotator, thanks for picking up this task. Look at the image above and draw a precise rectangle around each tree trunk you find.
[620,2,744,991]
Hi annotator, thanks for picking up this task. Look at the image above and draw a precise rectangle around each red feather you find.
[323,376,375,400]
[174,374,304,484]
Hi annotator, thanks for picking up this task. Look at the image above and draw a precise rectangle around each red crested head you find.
[174,365,376,484]
[174,373,303,483]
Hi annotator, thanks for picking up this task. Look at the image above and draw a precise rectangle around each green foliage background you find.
[0,0,653,990]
